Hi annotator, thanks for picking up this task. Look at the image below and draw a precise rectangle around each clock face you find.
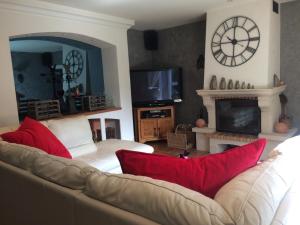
[65,50,84,79]
[211,16,260,67]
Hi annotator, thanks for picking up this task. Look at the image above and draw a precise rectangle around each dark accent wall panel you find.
[127,21,206,125]
[281,1,300,129]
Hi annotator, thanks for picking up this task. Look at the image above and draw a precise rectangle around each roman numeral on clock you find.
[231,57,236,66]
[247,25,257,33]
[232,17,238,28]
[246,46,256,54]
[222,22,229,31]
[241,54,247,62]
[213,49,222,58]
[249,36,260,41]
[221,55,227,65]
[212,42,221,47]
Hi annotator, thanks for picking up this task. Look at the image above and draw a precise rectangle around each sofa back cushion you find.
[85,171,234,225]
[0,141,46,170]
[46,116,97,158]
[214,137,300,225]
[32,154,97,190]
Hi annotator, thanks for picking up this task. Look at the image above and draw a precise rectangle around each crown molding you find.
[0,0,135,29]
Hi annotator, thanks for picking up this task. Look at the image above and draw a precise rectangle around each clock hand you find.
[233,43,235,57]
[227,36,233,41]
[234,27,236,40]
[220,41,233,44]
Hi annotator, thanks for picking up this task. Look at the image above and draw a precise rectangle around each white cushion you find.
[76,139,154,172]
[270,177,300,225]
[32,153,98,190]
[214,150,300,225]
[85,171,234,225]
[0,141,46,170]
[46,116,97,157]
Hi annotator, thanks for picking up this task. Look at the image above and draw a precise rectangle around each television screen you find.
[130,68,182,107]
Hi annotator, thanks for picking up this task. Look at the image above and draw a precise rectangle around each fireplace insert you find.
[215,98,261,136]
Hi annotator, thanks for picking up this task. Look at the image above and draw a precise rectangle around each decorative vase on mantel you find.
[227,79,233,89]
[219,77,226,90]
[210,75,217,90]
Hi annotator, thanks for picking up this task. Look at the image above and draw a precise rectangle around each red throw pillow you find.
[116,139,266,198]
[1,117,72,159]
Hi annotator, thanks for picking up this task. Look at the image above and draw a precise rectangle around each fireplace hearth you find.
[216,98,261,136]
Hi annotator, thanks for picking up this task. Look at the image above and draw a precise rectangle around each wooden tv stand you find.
[133,105,175,143]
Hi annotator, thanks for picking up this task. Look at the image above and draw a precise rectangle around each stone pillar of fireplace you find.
[193,85,298,159]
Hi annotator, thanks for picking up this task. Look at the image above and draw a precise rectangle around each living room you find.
[0,0,300,224]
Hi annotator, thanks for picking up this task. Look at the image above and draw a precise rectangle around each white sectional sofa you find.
[0,116,154,173]
[0,117,300,225]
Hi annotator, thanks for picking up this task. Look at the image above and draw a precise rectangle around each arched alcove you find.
[0,1,134,140]
[10,32,121,110]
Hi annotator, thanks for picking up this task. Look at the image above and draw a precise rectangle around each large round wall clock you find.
[64,49,84,79]
[211,16,260,67]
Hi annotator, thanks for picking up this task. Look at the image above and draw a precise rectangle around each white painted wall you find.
[0,0,135,140]
[204,0,280,89]
[268,0,281,85]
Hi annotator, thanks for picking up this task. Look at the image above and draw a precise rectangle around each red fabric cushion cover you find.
[1,117,72,159]
[116,139,266,198]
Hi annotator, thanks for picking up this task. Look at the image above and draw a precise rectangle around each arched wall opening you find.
[9,32,120,120]
[0,1,134,140]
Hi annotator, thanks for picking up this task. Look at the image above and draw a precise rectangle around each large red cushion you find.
[116,139,266,198]
[1,117,72,159]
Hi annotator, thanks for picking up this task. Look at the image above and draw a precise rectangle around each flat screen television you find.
[130,68,182,107]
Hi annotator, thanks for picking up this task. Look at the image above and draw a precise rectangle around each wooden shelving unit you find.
[134,105,175,143]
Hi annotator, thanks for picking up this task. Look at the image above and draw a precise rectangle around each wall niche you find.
[10,37,105,121]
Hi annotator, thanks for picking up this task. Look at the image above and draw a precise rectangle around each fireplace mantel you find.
[196,85,286,134]
[196,85,286,98]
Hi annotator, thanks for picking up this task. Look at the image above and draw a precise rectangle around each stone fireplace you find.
[193,85,297,159]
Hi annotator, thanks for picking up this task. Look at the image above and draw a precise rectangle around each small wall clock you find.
[64,49,84,79]
[211,16,260,67]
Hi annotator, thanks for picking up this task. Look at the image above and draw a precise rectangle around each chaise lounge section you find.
[0,116,154,173]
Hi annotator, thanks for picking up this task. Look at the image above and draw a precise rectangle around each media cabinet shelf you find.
[134,106,175,143]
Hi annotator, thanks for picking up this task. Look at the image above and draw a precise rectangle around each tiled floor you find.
[147,140,208,158]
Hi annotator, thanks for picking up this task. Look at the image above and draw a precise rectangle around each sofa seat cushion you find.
[85,171,234,225]
[76,139,154,173]
[1,117,72,159]
[46,116,97,158]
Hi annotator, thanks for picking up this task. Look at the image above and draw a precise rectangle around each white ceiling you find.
[37,0,228,30]
[37,0,295,30]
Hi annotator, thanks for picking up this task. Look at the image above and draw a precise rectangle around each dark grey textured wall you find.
[281,1,300,129]
[127,21,206,125]
[153,21,206,125]
[127,29,153,68]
